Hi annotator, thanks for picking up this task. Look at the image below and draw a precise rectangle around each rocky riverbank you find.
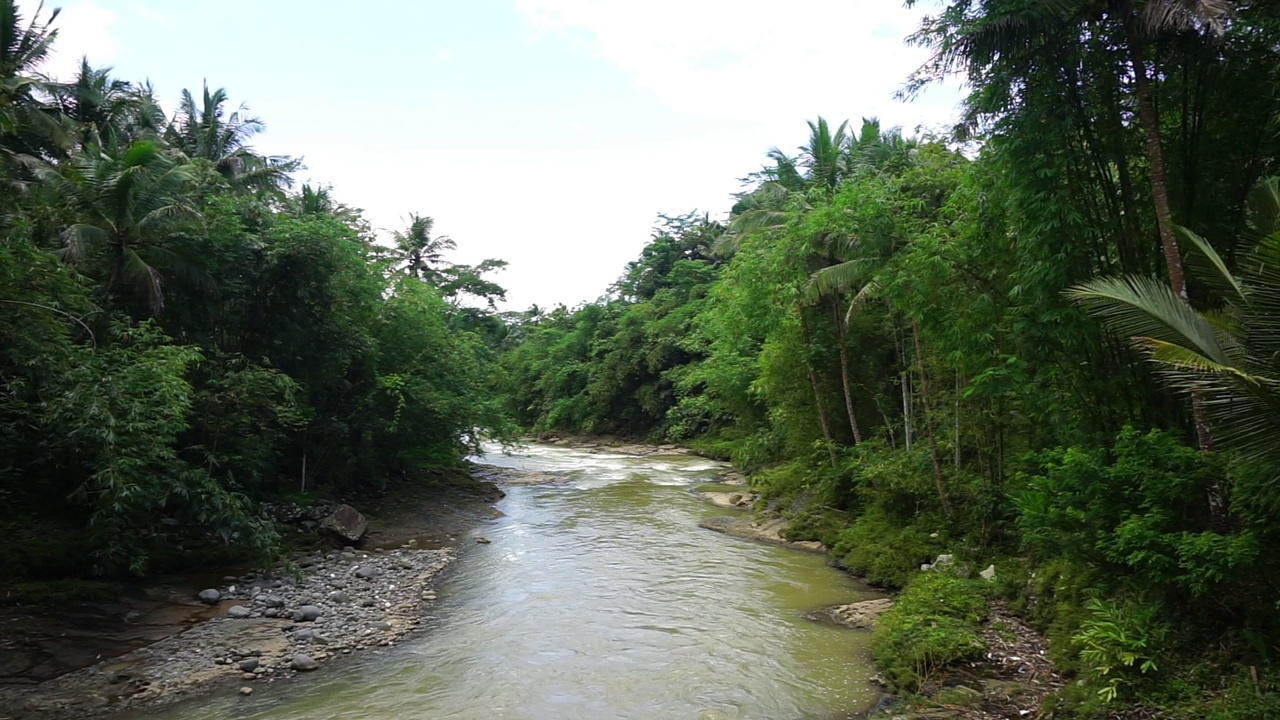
[0,545,454,719]
[0,467,506,720]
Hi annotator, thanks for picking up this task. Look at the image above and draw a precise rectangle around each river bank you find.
[688,466,1069,720]
[0,469,502,720]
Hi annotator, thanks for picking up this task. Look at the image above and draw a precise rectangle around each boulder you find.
[227,605,252,619]
[319,504,368,544]
[290,654,319,672]
[980,564,997,581]
[808,597,896,630]
[197,588,221,604]
[292,605,323,622]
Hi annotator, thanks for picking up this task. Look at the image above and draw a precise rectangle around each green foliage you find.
[1073,597,1168,702]
[0,5,514,581]
[871,573,988,692]
[831,508,943,588]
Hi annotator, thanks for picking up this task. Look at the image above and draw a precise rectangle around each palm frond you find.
[58,222,109,262]
[805,259,867,303]
[1173,224,1245,303]
[121,247,164,312]
[1140,0,1234,36]
[1067,275,1231,364]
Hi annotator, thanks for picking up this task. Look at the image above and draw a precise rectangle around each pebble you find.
[238,659,259,672]
[241,672,256,680]
[227,606,252,619]
[239,686,253,696]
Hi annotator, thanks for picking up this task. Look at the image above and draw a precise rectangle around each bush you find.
[1073,597,1168,702]
[871,572,988,692]
[832,507,946,588]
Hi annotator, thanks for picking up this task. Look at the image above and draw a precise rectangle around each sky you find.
[23,0,963,310]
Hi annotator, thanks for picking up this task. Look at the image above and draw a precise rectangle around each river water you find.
[138,443,881,719]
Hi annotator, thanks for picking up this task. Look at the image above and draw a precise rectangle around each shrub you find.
[871,573,988,692]
[1072,597,1168,702]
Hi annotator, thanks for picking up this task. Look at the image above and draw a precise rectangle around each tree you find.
[1070,177,1280,497]
[392,212,455,282]
[45,58,136,150]
[168,82,296,191]
[904,0,1237,450]
[39,139,202,312]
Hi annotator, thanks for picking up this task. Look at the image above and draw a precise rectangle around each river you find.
[135,442,881,719]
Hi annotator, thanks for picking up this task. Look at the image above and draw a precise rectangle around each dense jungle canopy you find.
[6,0,1280,716]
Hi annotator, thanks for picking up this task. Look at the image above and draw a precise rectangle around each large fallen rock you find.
[319,504,368,543]
[805,597,895,629]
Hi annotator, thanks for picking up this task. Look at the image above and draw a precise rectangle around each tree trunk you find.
[954,369,962,469]
[1124,6,1225,527]
[895,319,913,450]
[912,320,952,517]
[800,312,838,468]
[831,301,863,444]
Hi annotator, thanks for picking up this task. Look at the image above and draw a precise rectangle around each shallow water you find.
[135,443,881,720]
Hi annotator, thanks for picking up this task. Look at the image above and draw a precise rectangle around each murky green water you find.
[137,443,880,719]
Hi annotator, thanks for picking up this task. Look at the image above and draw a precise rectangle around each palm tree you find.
[0,1,63,175]
[45,58,136,150]
[392,213,455,283]
[1068,177,1280,521]
[38,139,202,312]
[167,82,297,191]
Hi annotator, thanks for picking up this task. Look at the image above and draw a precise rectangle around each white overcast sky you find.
[26,0,962,310]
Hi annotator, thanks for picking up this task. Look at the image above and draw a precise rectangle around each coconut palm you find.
[38,139,202,312]
[392,213,455,283]
[0,1,63,174]
[45,58,136,150]
[168,82,297,191]
[1069,177,1280,512]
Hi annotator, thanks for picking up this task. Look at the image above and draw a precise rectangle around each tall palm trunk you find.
[1123,3,1225,527]
[912,320,952,517]
[831,300,863,444]
[800,311,838,468]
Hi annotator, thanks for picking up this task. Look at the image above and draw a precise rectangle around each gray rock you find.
[292,628,314,642]
[239,686,253,696]
[292,605,323,622]
[933,554,955,568]
[980,564,997,581]
[263,608,279,618]
[360,598,376,608]
[198,589,221,604]
[328,591,350,604]
[241,672,256,680]
[238,658,259,672]
[371,621,392,632]
[227,605,252,619]
[354,567,378,580]
[319,504,368,543]
[260,594,286,608]
[291,654,319,672]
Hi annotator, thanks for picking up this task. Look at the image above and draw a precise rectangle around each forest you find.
[6,0,1280,717]
[499,1,1280,717]
[0,2,513,581]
